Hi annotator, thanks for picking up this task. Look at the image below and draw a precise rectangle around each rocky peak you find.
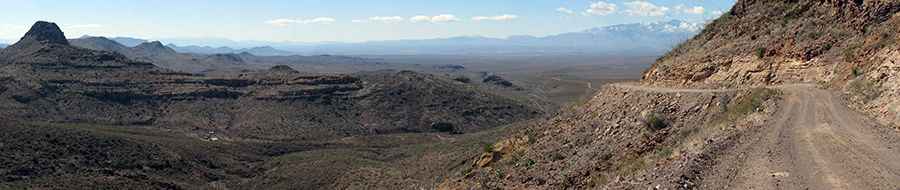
[20,21,69,45]
[135,41,166,49]
[134,41,177,55]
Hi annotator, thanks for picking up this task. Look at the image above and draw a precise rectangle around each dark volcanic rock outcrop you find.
[20,21,69,45]
[0,21,541,141]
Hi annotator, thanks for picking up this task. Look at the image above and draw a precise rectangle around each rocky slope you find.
[641,0,900,129]
[441,0,900,188]
[0,21,541,141]
[440,83,779,189]
[0,21,543,189]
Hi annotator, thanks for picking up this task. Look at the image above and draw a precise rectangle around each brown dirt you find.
[698,84,900,189]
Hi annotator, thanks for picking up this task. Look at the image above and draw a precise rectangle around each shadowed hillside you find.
[0,21,544,189]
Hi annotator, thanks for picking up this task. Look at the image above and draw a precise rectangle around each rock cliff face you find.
[643,0,899,86]
[0,21,541,140]
[642,0,900,128]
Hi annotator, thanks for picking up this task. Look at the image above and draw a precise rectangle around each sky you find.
[0,0,736,43]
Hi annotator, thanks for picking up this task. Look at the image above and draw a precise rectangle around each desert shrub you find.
[849,79,881,103]
[430,122,458,133]
[730,88,778,117]
[844,43,862,62]
[755,48,766,58]
[453,76,471,83]
[852,68,863,77]
[482,143,495,153]
[644,113,669,130]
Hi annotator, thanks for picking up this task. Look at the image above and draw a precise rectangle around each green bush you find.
[482,143,495,153]
[645,113,669,130]
[755,48,766,58]
[852,68,863,77]
[849,79,881,103]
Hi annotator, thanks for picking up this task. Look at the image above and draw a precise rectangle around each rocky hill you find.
[0,21,541,141]
[71,36,388,73]
[441,0,900,189]
[642,0,900,129]
[0,21,543,189]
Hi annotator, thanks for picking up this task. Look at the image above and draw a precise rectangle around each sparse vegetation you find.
[848,78,882,103]
[844,43,862,62]
[644,113,669,130]
[483,143,495,153]
[852,67,863,77]
[755,47,766,59]
[453,76,472,83]
[729,88,779,117]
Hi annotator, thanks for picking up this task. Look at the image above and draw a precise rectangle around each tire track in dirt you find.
[693,84,900,189]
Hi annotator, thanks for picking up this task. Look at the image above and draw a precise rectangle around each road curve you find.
[691,84,900,189]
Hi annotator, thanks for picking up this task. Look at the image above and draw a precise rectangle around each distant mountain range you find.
[78,35,296,56]
[300,20,703,55]
[69,36,385,73]
[0,43,7,48]
[166,44,296,56]
[68,20,705,56]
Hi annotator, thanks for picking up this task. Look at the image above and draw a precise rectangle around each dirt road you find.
[550,77,594,90]
[695,84,900,189]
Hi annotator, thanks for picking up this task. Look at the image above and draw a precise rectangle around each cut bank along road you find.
[682,84,900,189]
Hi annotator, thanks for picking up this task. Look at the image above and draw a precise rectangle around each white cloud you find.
[410,14,460,23]
[301,17,336,24]
[410,15,431,23]
[586,1,617,16]
[265,19,296,27]
[674,5,705,14]
[472,14,518,21]
[556,7,575,15]
[265,17,335,26]
[431,14,460,23]
[369,16,405,23]
[623,1,669,16]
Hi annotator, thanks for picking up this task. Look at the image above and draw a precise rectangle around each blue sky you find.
[0,0,736,43]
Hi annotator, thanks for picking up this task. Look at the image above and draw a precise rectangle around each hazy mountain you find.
[0,43,6,48]
[70,36,386,73]
[301,20,702,55]
[110,37,148,47]
[69,36,131,53]
[103,20,702,56]
[168,44,296,56]
[77,35,147,47]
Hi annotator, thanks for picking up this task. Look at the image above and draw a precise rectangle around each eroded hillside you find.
[0,21,541,141]
[642,0,900,128]
[0,21,546,189]
[442,0,900,189]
